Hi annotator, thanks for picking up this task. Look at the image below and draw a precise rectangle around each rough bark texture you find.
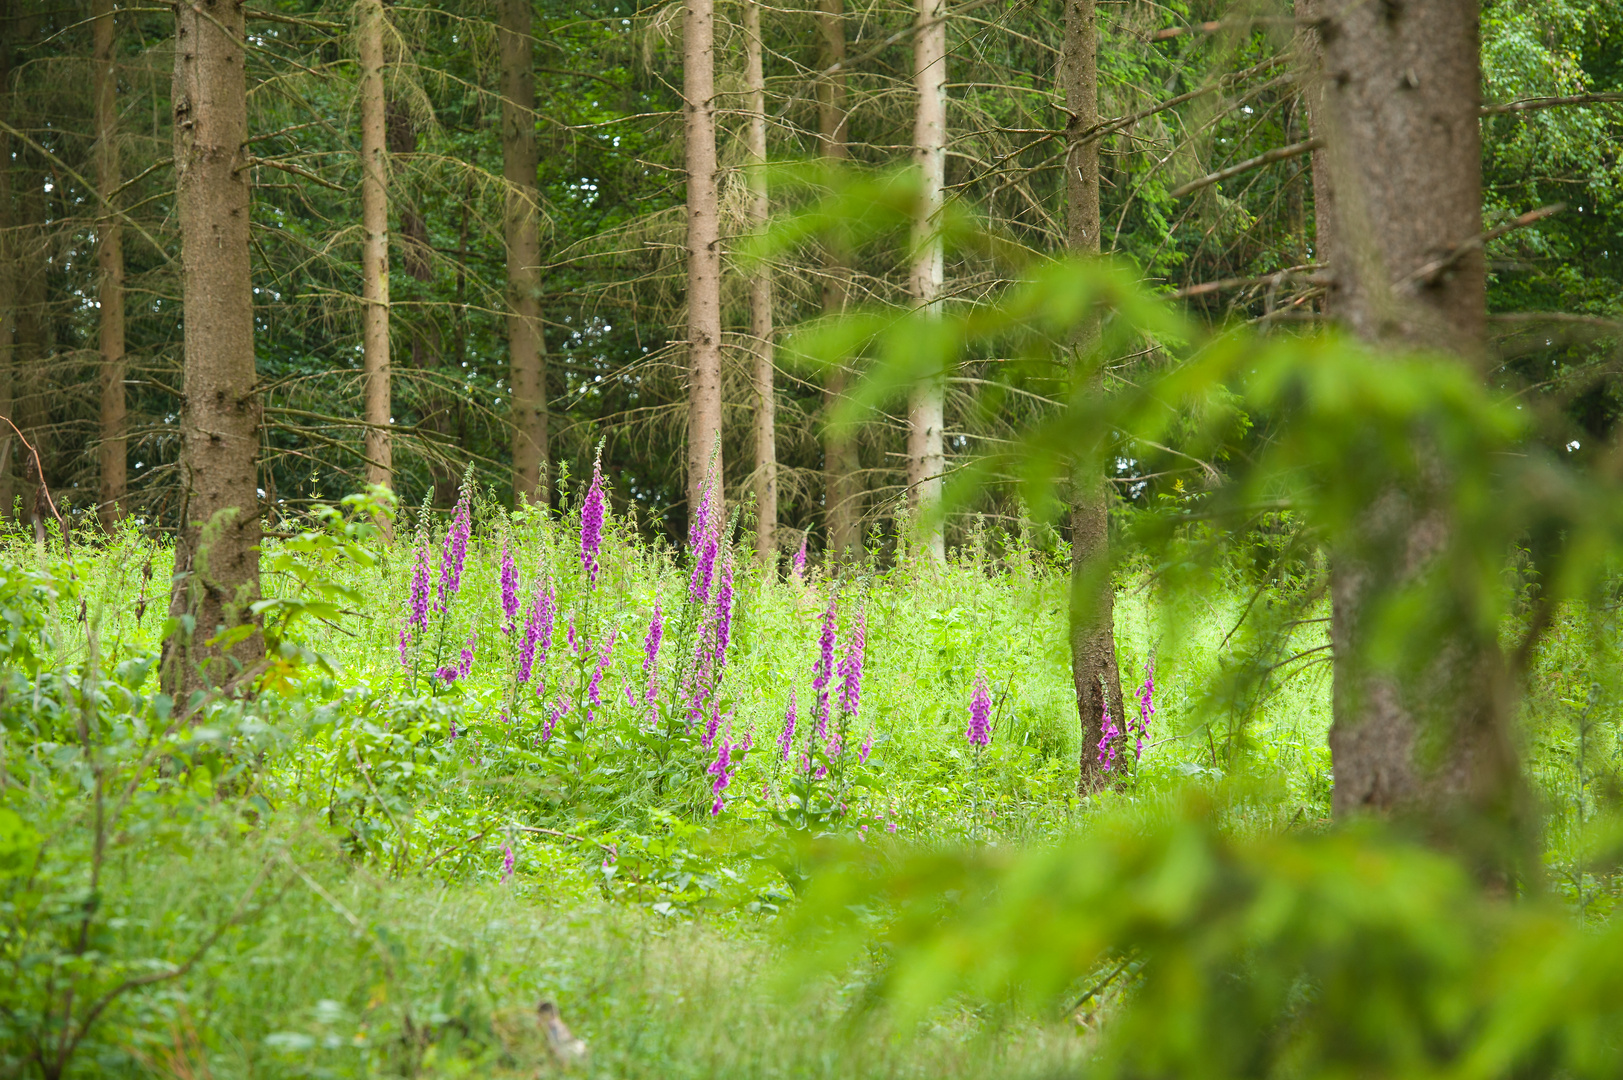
[93,0,126,531]
[819,0,862,561]
[906,0,947,563]
[684,0,725,516]
[358,0,393,516]
[744,0,777,566]
[166,0,263,692]
[500,0,549,507]
[1064,0,1125,793]
[1309,0,1519,827]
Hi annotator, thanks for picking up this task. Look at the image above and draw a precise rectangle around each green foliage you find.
[789,794,1623,1078]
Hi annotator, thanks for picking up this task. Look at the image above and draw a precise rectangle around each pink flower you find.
[966,672,992,748]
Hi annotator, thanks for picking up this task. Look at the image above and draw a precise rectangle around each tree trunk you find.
[906,0,947,563]
[166,0,263,693]
[684,0,724,515]
[500,0,549,508]
[1309,0,1521,833]
[1064,0,1125,793]
[358,0,392,522]
[93,0,125,531]
[744,0,777,566]
[819,0,861,561]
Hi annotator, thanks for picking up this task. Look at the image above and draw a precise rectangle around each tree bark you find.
[1064,0,1125,793]
[93,0,126,532]
[819,0,861,561]
[906,0,947,563]
[684,0,724,516]
[1308,0,1520,832]
[166,0,263,693]
[500,0,549,508]
[358,0,392,526]
[744,0,777,566]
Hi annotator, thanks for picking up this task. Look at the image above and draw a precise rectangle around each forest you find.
[3,0,1623,1075]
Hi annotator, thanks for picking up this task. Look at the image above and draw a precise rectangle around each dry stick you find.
[1400,203,1565,290]
[1481,91,1623,116]
[0,415,65,542]
[1168,137,1322,199]
[242,155,348,191]
[515,824,618,853]
[1175,263,1321,299]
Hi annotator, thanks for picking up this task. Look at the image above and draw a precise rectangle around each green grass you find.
[0,498,1608,1078]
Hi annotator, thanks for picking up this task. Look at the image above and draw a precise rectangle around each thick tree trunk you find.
[166,0,263,693]
[684,0,724,515]
[1308,0,1520,831]
[500,0,549,507]
[1064,0,1125,793]
[819,0,861,561]
[93,0,125,531]
[358,0,392,517]
[906,0,946,563]
[744,0,777,566]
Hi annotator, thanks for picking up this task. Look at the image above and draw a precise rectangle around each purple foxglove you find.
[1097,704,1120,772]
[586,630,616,723]
[708,737,735,815]
[499,546,519,634]
[580,456,607,587]
[438,665,459,686]
[501,845,515,882]
[792,536,807,580]
[859,731,873,765]
[1134,659,1155,758]
[837,608,866,718]
[701,702,722,751]
[457,633,477,681]
[643,603,663,675]
[407,543,432,632]
[518,580,555,685]
[778,688,797,762]
[812,595,837,738]
[437,487,472,613]
[542,702,563,742]
[713,549,735,667]
[397,628,412,669]
[966,673,992,748]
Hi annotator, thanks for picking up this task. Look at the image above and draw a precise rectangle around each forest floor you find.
[0,505,1601,1077]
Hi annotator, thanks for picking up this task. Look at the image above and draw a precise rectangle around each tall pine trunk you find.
[684,0,724,514]
[500,0,549,507]
[819,0,860,560]
[93,0,125,531]
[744,0,776,565]
[358,0,392,520]
[165,0,262,693]
[1064,0,1125,793]
[906,0,946,562]
[1309,0,1522,840]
